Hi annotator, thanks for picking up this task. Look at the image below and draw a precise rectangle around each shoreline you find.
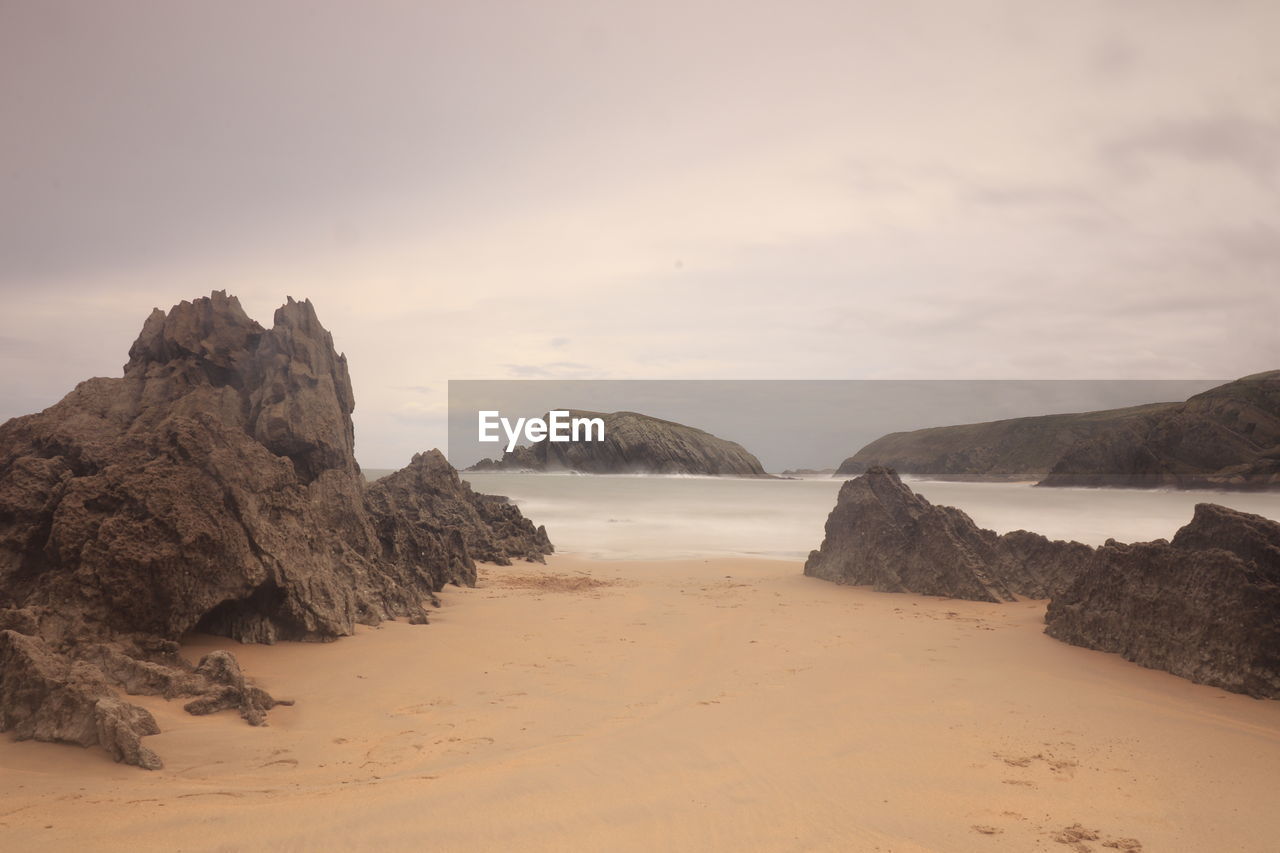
[2,554,1278,851]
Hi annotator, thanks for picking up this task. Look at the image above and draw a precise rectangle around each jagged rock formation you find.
[1040,371,1280,490]
[806,469,1279,696]
[804,467,1091,602]
[367,449,552,568]
[468,410,773,477]
[182,650,292,725]
[835,403,1176,480]
[1045,504,1280,698]
[0,292,551,767]
[0,629,164,769]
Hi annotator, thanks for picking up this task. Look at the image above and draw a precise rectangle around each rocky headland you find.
[468,410,773,477]
[835,372,1280,490]
[0,292,551,767]
[1039,371,1280,490]
[835,403,1176,481]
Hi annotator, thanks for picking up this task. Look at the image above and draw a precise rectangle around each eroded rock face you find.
[803,467,1090,602]
[0,630,162,770]
[468,410,773,477]
[0,292,552,767]
[1045,504,1280,698]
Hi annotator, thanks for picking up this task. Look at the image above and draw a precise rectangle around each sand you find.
[2,555,1278,851]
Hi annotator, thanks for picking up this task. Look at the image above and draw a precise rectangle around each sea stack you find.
[804,467,1090,602]
[0,292,552,767]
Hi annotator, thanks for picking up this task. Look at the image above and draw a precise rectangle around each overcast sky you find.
[2,1,1277,467]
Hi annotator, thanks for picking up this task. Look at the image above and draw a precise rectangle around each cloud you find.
[504,362,595,379]
[2,1,1279,466]
[1089,36,1139,80]
[1102,115,1280,184]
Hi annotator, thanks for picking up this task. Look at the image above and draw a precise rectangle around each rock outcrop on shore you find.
[1045,504,1280,698]
[468,410,773,477]
[806,468,1280,696]
[804,467,1091,602]
[366,449,553,567]
[0,292,552,767]
[1039,371,1280,490]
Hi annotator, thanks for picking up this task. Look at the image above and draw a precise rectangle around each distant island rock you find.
[806,467,1280,697]
[0,292,551,768]
[836,371,1280,490]
[804,467,1090,602]
[1039,371,1280,490]
[780,468,836,477]
[467,410,773,478]
[1046,503,1280,698]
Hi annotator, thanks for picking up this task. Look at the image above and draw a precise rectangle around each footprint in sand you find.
[1048,822,1143,852]
[438,735,496,756]
[393,697,455,716]
[260,758,298,768]
[360,731,432,769]
[995,750,1079,780]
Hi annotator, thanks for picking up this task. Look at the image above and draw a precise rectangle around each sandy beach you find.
[1,555,1277,852]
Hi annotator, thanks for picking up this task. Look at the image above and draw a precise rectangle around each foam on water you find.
[461,472,1280,561]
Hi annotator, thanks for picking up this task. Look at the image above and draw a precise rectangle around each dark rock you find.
[0,292,551,767]
[182,651,292,726]
[0,630,162,770]
[804,467,1090,602]
[1039,371,1280,490]
[1045,504,1280,697]
[468,410,773,477]
[367,449,552,569]
[835,403,1177,480]
[805,469,1279,696]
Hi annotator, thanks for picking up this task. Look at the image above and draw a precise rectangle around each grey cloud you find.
[1206,225,1280,266]
[1102,115,1280,183]
[961,185,1098,209]
[3,2,1280,467]
[1089,36,1139,80]
[504,362,594,379]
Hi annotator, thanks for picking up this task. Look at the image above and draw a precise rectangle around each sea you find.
[458,472,1280,561]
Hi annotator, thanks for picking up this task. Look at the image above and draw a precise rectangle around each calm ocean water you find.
[460,472,1280,561]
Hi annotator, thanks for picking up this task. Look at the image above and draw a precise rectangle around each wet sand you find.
[2,555,1278,851]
